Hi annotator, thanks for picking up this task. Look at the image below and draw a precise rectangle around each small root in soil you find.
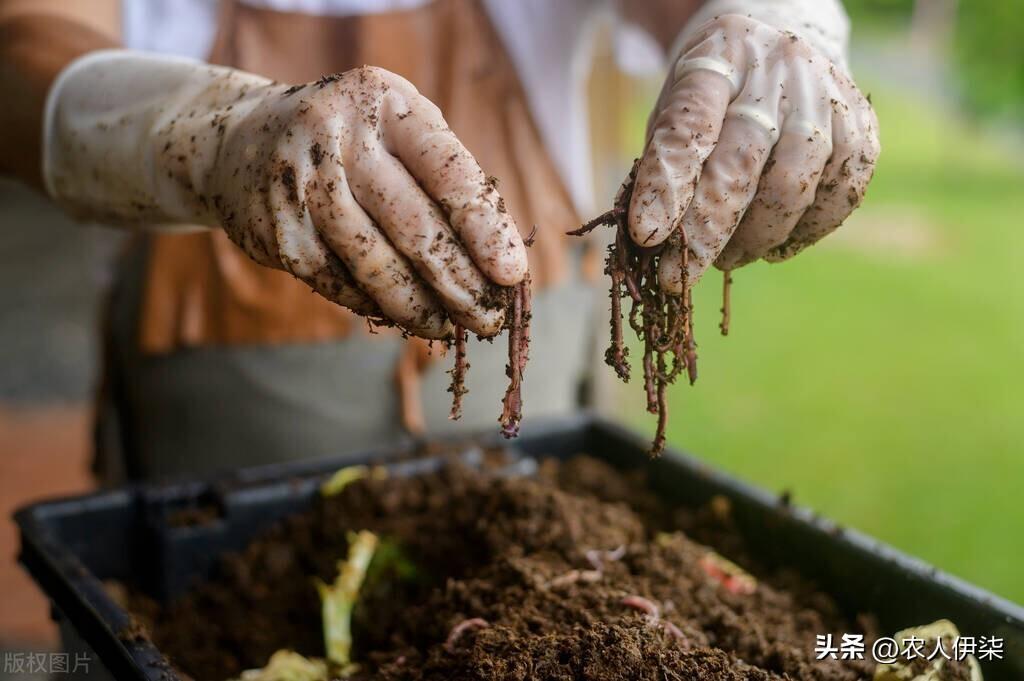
[568,160,699,455]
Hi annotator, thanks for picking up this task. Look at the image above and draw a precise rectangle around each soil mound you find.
[133,456,893,680]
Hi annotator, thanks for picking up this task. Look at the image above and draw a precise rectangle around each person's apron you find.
[97,0,595,481]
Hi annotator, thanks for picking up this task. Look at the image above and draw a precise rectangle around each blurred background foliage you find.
[617,0,1024,604]
[845,0,1024,119]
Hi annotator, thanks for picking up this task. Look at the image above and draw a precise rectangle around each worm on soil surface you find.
[444,618,490,652]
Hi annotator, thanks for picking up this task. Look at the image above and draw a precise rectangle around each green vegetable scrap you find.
[228,531,381,681]
[233,650,327,681]
[320,465,387,497]
[368,537,419,583]
[874,620,983,681]
[315,530,380,671]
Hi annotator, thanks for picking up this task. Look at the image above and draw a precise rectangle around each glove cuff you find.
[674,0,851,72]
[43,49,270,229]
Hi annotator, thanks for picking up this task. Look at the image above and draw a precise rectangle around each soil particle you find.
[132,457,888,681]
[309,142,325,167]
[280,163,299,203]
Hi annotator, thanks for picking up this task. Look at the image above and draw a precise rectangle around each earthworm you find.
[499,275,531,438]
[659,620,689,646]
[621,595,689,646]
[720,270,733,336]
[447,325,469,420]
[444,617,490,652]
[446,271,532,439]
[585,545,626,572]
[548,569,602,588]
[621,595,660,621]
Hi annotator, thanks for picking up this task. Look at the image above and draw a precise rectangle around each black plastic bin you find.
[15,414,1024,680]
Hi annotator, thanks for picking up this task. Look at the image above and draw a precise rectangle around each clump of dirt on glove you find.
[132,457,896,681]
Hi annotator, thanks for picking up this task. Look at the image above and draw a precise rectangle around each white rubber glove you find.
[44,50,528,338]
[629,0,880,292]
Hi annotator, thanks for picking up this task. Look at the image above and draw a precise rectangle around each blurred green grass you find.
[623,84,1024,602]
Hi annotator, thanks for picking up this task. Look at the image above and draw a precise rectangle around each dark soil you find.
[128,456,943,681]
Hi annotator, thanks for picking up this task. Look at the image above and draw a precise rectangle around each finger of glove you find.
[765,92,879,262]
[346,145,506,337]
[658,111,773,294]
[306,158,452,339]
[715,123,831,270]
[382,94,527,287]
[224,184,285,270]
[266,160,380,315]
[629,68,732,248]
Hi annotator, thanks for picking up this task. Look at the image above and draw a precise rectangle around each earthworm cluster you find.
[569,161,697,455]
[447,273,533,439]
[546,544,626,589]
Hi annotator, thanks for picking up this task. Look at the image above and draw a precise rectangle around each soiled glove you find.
[629,0,880,292]
[44,51,527,338]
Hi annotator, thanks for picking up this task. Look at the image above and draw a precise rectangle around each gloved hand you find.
[44,51,528,338]
[628,0,880,292]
